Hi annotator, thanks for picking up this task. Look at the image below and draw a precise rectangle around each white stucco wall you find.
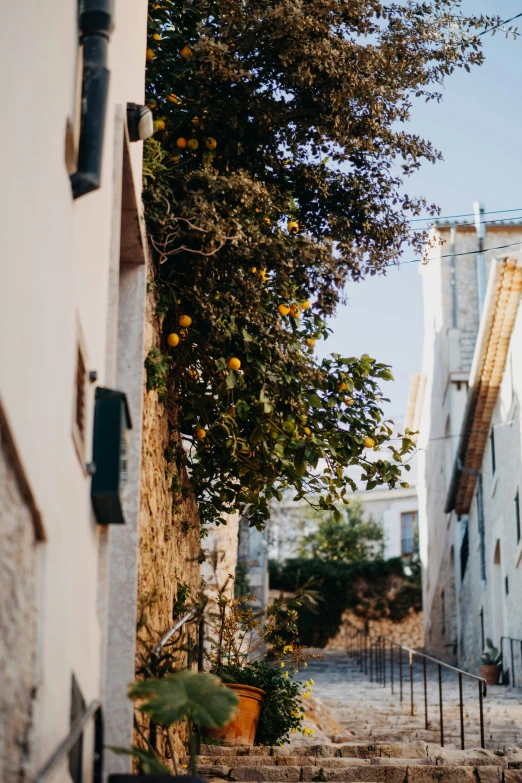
[417,225,522,666]
[0,2,148,778]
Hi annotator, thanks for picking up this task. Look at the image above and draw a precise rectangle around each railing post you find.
[370,639,373,683]
[438,663,444,747]
[511,639,516,688]
[382,638,386,688]
[423,656,428,730]
[479,679,485,749]
[198,618,205,672]
[391,643,394,695]
[410,651,414,717]
[459,672,465,750]
[399,645,403,703]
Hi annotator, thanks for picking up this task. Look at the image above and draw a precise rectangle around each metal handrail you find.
[155,606,199,654]
[346,623,487,750]
[32,700,103,783]
[500,636,522,687]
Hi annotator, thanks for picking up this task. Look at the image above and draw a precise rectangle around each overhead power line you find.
[479,11,522,36]
[383,241,522,270]
[409,208,522,224]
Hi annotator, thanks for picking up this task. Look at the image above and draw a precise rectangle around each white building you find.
[0,2,150,780]
[417,214,522,675]
[269,434,419,565]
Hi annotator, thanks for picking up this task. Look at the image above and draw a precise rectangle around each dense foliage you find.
[144,0,502,529]
[269,557,422,647]
[298,499,384,560]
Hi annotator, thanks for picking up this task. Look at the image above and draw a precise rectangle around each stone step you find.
[200,765,512,783]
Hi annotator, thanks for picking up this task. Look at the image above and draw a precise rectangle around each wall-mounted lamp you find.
[127,103,154,142]
[91,387,132,525]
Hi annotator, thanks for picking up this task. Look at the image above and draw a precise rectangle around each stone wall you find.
[326,609,424,650]
[134,291,202,763]
[0,421,38,782]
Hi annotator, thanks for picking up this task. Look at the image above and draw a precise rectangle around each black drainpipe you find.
[70,0,114,199]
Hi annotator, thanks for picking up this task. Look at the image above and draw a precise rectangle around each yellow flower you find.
[303,691,311,699]
[250,267,257,273]
[280,661,285,668]
[259,268,269,283]
[291,728,298,734]
[283,671,289,679]
[304,662,308,667]
[283,645,293,654]
[309,678,315,685]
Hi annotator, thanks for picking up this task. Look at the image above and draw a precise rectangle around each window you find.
[69,674,85,783]
[515,489,520,544]
[490,428,496,475]
[505,575,509,596]
[72,339,88,466]
[477,477,486,583]
[401,511,417,556]
[460,518,469,580]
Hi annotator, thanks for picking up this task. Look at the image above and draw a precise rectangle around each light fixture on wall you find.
[126,103,154,142]
[91,387,132,525]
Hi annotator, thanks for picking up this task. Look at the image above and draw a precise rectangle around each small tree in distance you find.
[298,500,384,562]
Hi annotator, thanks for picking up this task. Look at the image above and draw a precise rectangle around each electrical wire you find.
[382,241,522,270]
[479,11,522,36]
[409,208,522,224]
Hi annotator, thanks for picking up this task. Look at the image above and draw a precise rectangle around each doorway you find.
[492,540,504,653]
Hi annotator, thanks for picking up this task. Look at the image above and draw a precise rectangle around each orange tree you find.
[143,1,503,529]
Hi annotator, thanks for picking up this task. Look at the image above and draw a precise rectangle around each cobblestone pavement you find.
[297,649,522,750]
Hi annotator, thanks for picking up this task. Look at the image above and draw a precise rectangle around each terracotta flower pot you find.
[479,664,502,686]
[204,683,265,746]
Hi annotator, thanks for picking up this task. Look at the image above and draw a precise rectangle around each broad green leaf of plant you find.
[128,670,239,728]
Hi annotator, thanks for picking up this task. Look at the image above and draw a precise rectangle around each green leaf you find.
[226,370,237,389]
[242,327,254,342]
[128,670,239,728]
[306,393,322,408]
[250,424,264,444]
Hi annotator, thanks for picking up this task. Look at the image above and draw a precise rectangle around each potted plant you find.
[108,669,239,781]
[203,581,317,746]
[479,638,503,685]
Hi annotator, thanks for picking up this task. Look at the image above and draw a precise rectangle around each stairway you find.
[196,741,522,783]
[300,650,522,749]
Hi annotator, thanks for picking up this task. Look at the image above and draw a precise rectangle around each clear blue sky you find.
[316,2,522,423]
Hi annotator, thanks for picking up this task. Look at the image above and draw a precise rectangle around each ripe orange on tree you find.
[288,220,299,234]
[205,137,217,150]
[289,304,300,318]
[167,333,180,346]
[364,436,376,448]
[278,304,290,316]
[187,138,199,151]
[228,357,241,371]
[195,427,206,439]
[180,44,192,59]
[178,315,192,327]
[155,118,166,131]
[176,137,188,149]
[146,48,155,62]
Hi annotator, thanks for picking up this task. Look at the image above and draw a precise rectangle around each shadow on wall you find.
[458,392,522,676]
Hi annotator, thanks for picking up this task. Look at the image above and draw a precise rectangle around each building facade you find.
[417,215,522,676]
[0,2,150,780]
